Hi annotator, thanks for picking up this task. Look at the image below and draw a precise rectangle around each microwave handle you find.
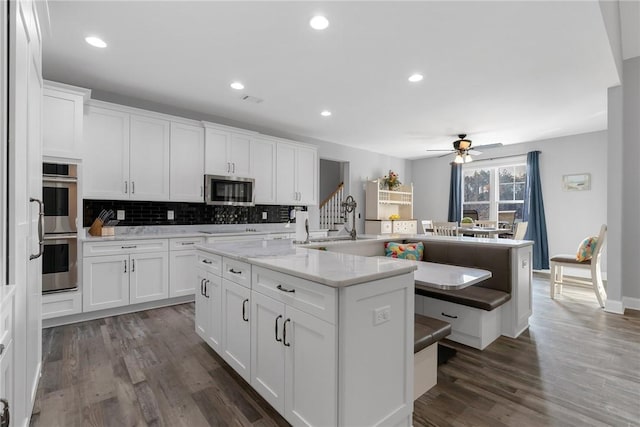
[29,198,45,260]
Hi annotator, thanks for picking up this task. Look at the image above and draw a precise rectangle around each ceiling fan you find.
[426,134,502,163]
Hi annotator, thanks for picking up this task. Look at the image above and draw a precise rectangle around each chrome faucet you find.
[341,195,357,240]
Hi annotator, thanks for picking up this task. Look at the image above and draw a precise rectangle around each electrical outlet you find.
[167,210,174,220]
[373,305,391,326]
[262,211,268,220]
[117,210,125,220]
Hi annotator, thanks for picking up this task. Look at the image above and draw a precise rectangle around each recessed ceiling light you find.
[85,36,107,48]
[408,73,424,82]
[321,110,332,117]
[310,15,329,30]
[230,81,245,90]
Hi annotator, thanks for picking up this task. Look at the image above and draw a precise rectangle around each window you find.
[462,159,527,221]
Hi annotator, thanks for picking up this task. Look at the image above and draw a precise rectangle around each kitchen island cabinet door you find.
[83,106,130,200]
[284,305,337,427]
[195,269,209,341]
[206,274,223,352]
[170,122,205,202]
[250,291,286,413]
[222,279,251,382]
[129,114,170,201]
[129,251,169,304]
[83,254,130,312]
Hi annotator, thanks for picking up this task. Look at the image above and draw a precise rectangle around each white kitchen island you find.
[195,239,417,427]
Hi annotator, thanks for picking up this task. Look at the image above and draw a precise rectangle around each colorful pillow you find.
[576,236,598,262]
[384,242,424,261]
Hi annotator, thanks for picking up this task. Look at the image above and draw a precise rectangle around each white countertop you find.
[196,239,417,288]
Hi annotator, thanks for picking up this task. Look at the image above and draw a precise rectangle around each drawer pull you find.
[275,315,283,342]
[121,245,137,249]
[277,284,295,293]
[441,312,458,319]
[181,242,195,246]
[283,318,291,347]
[229,268,242,275]
[202,259,213,264]
[242,299,249,321]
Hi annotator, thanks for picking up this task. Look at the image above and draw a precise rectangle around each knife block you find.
[88,219,115,236]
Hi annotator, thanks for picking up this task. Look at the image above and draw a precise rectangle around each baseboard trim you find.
[622,296,640,311]
[604,299,625,314]
[42,295,195,328]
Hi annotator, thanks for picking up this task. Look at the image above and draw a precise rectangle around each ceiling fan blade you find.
[472,142,503,150]
[468,149,482,155]
[425,149,454,152]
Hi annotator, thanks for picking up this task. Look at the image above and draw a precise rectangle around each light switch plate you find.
[167,210,174,220]
[262,211,268,220]
[117,210,125,220]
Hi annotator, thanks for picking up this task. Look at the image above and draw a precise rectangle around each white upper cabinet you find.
[250,137,276,204]
[276,142,318,205]
[129,114,170,201]
[204,125,252,177]
[84,103,171,201]
[170,122,204,202]
[83,105,131,200]
[42,82,90,158]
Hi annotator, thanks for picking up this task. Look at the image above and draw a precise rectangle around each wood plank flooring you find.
[31,277,640,427]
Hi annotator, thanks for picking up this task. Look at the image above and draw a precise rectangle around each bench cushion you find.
[415,284,511,311]
[414,314,451,353]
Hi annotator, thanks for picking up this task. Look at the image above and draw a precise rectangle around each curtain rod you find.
[463,153,531,164]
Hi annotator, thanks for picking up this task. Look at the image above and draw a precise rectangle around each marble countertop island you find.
[196,239,417,288]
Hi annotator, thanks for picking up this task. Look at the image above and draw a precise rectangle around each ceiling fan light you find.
[464,153,473,163]
[454,154,464,164]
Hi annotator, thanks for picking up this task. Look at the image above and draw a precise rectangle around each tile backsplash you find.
[83,199,305,227]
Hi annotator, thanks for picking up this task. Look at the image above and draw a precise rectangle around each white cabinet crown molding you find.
[86,98,202,127]
[43,80,91,101]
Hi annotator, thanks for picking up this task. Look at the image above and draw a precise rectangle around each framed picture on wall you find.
[562,173,591,191]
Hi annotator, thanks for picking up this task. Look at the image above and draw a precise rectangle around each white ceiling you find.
[42,1,620,160]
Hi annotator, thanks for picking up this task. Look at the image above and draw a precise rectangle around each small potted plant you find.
[382,170,401,190]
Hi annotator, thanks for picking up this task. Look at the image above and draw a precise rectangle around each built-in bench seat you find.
[415,283,511,311]
[413,314,451,399]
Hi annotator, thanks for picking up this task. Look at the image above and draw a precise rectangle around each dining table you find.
[457,226,503,238]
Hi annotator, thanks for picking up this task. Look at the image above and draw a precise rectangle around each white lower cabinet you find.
[129,252,169,304]
[221,279,251,383]
[251,289,337,426]
[195,268,223,352]
[83,254,130,311]
[169,237,205,297]
[83,240,169,312]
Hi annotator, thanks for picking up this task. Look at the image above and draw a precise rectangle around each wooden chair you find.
[463,209,479,221]
[432,222,459,236]
[421,220,433,235]
[549,224,607,308]
[513,222,528,240]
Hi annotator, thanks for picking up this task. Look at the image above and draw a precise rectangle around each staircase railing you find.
[319,182,344,230]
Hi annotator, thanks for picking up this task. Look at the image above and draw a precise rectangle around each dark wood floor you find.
[31,277,640,427]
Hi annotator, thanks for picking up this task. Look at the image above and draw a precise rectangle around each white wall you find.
[412,130,608,273]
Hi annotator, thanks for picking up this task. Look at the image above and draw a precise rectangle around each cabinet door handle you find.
[0,344,5,356]
[283,318,291,347]
[277,284,295,293]
[200,278,205,296]
[275,315,283,342]
[124,181,128,194]
[441,312,458,319]
[202,259,213,264]
[232,163,235,173]
[227,162,230,173]
[204,280,210,298]
[131,181,135,194]
[242,299,249,321]
[124,260,127,273]
[229,268,242,275]
[29,198,44,260]
[200,186,203,197]
[131,259,135,273]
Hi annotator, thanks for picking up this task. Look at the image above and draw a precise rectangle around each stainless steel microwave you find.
[204,175,255,206]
